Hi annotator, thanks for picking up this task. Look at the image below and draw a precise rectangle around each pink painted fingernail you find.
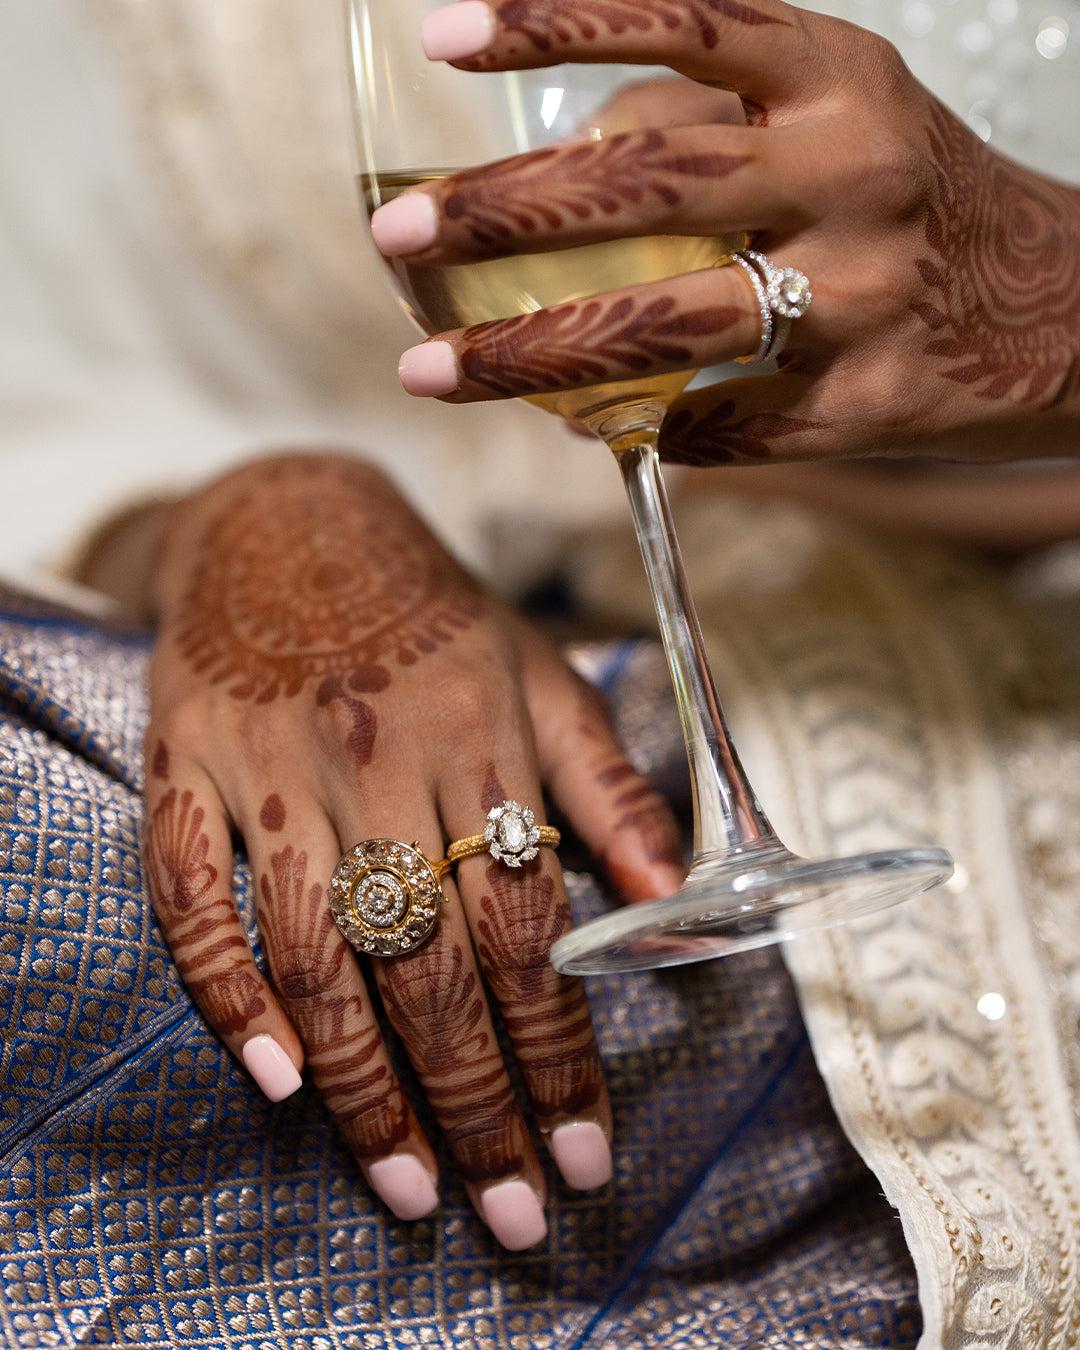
[479,1179,548,1250]
[242,1034,302,1102]
[368,1155,439,1221]
[399,342,459,397]
[551,1122,613,1190]
[421,1,496,61]
[371,193,439,256]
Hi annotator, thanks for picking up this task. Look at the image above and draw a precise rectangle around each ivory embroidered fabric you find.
[573,496,1080,1350]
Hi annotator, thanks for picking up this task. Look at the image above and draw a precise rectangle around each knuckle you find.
[273,942,350,1005]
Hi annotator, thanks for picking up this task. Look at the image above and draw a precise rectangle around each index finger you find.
[420,0,815,102]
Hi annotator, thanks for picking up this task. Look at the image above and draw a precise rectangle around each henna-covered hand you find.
[372,0,1080,466]
[143,451,683,1249]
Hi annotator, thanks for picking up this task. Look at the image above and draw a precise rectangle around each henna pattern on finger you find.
[914,102,1080,406]
[144,789,218,916]
[145,788,268,1032]
[462,294,742,397]
[151,740,170,781]
[490,0,788,55]
[379,932,529,1183]
[475,864,604,1120]
[259,793,286,833]
[257,845,411,1159]
[661,400,824,463]
[175,459,481,705]
[443,132,750,247]
[481,763,507,813]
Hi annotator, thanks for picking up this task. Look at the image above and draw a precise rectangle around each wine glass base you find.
[550,845,954,974]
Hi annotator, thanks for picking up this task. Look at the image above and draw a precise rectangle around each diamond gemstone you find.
[357,870,407,928]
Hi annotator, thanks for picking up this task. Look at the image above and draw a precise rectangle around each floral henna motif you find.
[379,933,528,1183]
[661,400,823,463]
[489,0,788,55]
[444,131,749,246]
[175,459,480,704]
[914,102,1080,405]
[475,865,604,1119]
[257,846,410,1159]
[462,293,742,397]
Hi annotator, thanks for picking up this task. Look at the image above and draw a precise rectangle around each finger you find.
[333,787,549,1251]
[420,0,819,104]
[436,724,615,1194]
[370,125,799,265]
[660,363,922,464]
[242,792,440,1222]
[518,630,685,902]
[142,749,304,1101]
[396,264,766,403]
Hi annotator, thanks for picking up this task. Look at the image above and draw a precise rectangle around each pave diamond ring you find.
[330,839,449,957]
[446,800,560,870]
[732,248,812,363]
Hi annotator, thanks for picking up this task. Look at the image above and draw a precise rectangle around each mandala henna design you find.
[662,400,824,464]
[475,866,604,1119]
[144,788,218,917]
[175,459,480,704]
[443,131,750,247]
[380,934,528,1182]
[914,102,1080,405]
[490,0,788,55]
[462,293,742,397]
[257,846,411,1158]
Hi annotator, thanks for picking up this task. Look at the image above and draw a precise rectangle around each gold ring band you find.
[446,800,560,870]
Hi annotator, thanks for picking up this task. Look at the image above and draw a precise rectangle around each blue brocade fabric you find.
[0,587,918,1349]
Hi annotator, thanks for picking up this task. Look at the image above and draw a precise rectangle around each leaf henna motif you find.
[444,131,750,247]
[175,459,481,704]
[661,400,824,464]
[462,293,742,397]
[491,0,789,55]
[475,865,604,1119]
[914,102,1080,405]
[144,788,218,916]
[380,934,529,1182]
[257,845,411,1159]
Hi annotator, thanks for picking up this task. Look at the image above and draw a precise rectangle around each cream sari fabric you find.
[576,496,1080,1348]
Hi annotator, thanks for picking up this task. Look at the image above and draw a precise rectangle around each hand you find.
[371,0,1080,466]
[142,451,683,1249]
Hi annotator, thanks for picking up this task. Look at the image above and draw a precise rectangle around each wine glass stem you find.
[613,434,778,860]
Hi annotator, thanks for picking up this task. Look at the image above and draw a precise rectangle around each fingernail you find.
[399,342,459,397]
[371,193,439,256]
[368,1154,439,1221]
[421,1,495,61]
[242,1034,302,1102]
[479,1179,547,1250]
[550,1122,613,1190]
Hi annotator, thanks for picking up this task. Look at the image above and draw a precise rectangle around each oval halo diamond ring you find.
[330,839,449,957]
[446,800,560,870]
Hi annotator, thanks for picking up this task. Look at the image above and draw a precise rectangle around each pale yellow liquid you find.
[365,171,741,424]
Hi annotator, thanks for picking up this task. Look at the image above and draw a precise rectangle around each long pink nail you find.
[368,1155,439,1221]
[479,1180,547,1250]
[421,1,495,61]
[242,1034,302,1102]
[371,194,439,256]
[399,342,458,396]
[551,1122,613,1190]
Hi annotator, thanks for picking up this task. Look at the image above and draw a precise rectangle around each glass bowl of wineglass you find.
[343,0,954,974]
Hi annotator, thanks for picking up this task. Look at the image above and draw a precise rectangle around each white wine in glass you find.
[346,0,954,974]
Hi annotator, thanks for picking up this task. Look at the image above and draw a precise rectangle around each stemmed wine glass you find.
[343,0,954,974]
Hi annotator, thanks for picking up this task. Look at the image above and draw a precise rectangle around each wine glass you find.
[343,0,954,974]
